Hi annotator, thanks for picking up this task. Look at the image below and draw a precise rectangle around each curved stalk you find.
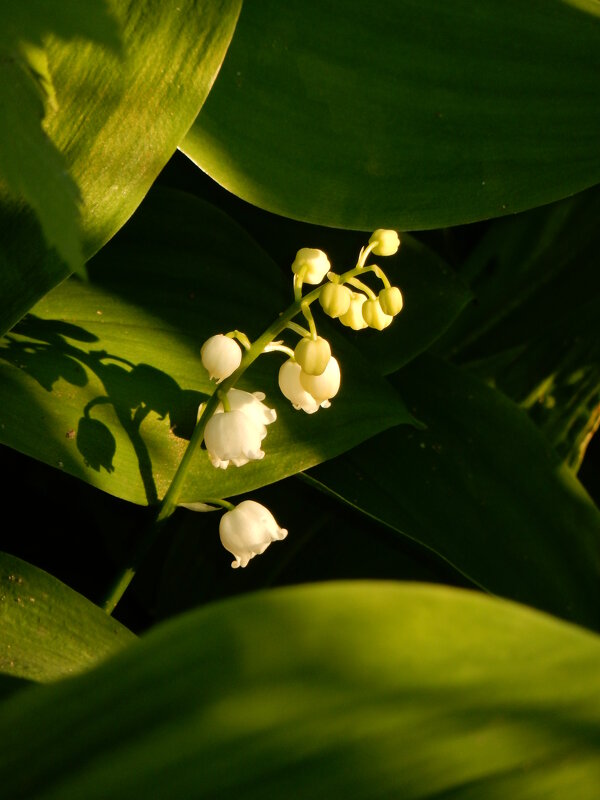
[102,286,322,614]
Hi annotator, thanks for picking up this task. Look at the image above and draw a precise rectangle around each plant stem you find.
[101,286,322,614]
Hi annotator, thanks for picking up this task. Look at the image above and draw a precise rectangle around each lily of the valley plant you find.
[196,228,404,570]
[104,229,403,608]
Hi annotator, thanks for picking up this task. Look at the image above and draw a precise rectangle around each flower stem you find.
[101,286,323,614]
[345,276,377,299]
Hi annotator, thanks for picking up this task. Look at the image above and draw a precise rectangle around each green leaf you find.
[470,299,600,472]
[2,582,600,798]
[306,356,600,630]
[0,552,134,682]
[0,0,242,336]
[0,1,120,51]
[0,1,121,274]
[438,186,600,360]
[182,0,600,231]
[436,186,600,469]
[0,188,411,506]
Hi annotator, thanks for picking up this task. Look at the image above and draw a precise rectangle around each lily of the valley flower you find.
[204,410,265,469]
[368,229,400,257]
[278,360,321,413]
[201,334,242,382]
[215,388,276,439]
[362,298,393,330]
[319,282,352,318]
[339,291,368,330]
[299,356,341,405]
[203,389,276,469]
[219,500,288,568]
[294,336,331,376]
[378,286,403,316]
[291,248,331,284]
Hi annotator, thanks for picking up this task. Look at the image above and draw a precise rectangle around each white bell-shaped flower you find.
[201,334,242,382]
[216,388,276,440]
[278,359,321,413]
[204,409,265,469]
[219,500,288,568]
[291,248,331,284]
[299,356,341,405]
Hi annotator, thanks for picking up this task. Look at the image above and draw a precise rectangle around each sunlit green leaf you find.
[306,356,600,630]
[183,0,600,231]
[2,582,600,798]
[0,188,411,506]
[0,552,134,682]
[0,0,242,336]
[0,1,121,273]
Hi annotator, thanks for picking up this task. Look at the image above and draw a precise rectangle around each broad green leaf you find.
[182,0,600,231]
[306,356,600,630]
[0,188,411,506]
[0,0,242,336]
[1,582,600,798]
[0,1,120,273]
[0,552,134,682]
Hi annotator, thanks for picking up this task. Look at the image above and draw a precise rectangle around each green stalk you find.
[101,286,322,614]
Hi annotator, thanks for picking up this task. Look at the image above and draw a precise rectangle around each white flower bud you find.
[362,298,393,330]
[378,286,403,316]
[204,409,265,469]
[201,335,242,382]
[299,356,341,405]
[294,336,331,376]
[319,282,352,318]
[339,291,368,330]
[219,500,288,568]
[291,248,331,285]
[216,388,276,440]
[278,360,320,414]
[368,229,400,257]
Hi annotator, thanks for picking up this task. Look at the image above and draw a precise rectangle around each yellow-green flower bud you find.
[319,282,352,318]
[291,248,331,284]
[378,286,403,316]
[294,336,331,376]
[369,229,400,257]
[362,299,393,330]
[339,292,368,330]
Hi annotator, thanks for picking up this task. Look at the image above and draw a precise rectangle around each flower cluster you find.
[191,229,402,568]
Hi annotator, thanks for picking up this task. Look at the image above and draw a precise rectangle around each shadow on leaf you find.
[0,315,207,504]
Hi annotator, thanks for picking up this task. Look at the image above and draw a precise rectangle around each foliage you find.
[1,1,600,797]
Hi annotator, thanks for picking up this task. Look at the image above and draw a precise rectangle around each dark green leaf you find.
[0,552,134,682]
[469,299,600,472]
[438,186,600,360]
[1,582,600,798]
[0,0,242,335]
[436,187,600,469]
[183,0,600,230]
[307,356,600,629]
[0,188,411,506]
